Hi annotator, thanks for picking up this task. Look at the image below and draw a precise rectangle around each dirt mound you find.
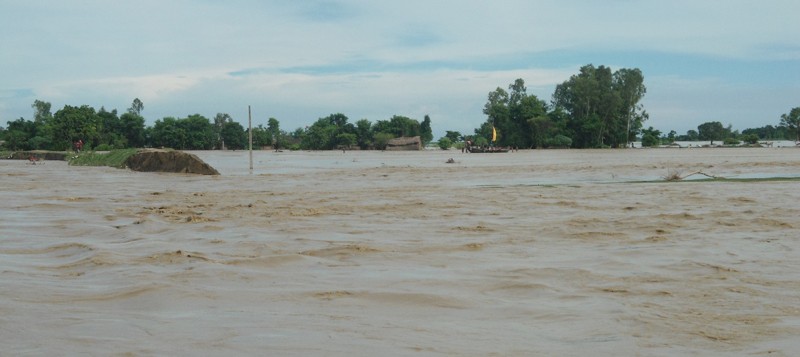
[125,149,220,175]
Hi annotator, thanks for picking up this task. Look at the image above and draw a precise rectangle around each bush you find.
[641,134,659,147]
[546,135,572,148]
[373,132,394,150]
[741,134,759,145]
[723,137,741,146]
[437,137,452,150]
[94,143,114,151]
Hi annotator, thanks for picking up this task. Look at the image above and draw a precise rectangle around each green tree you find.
[373,132,394,150]
[128,98,144,115]
[220,121,247,150]
[298,113,357,150]
[372,119,392,136]
[326,113,349,128]
[420,115,433,145]
[742,125,786,140]
[676,129,699,141]
[482,86,510,143]
[30,100,53,148]
[267,117,281,149]
[740,133,759,144]
[32,99,53,124]
[181,114,216,149]
[355,119,373,149]
[96,107,125,149]
[505,79,536,148]
[386,115,420,137]
[552,64,647,148]
[444,130,462,143]
[149,114,215,149]
[4,117,39,150]
[697,121,726,145]
[250,124,272,149]
[546,134,572,148]
[214,113,233,149]
[666,130,676,143]
[302,117,337,150]
[50,105,102,151]
[474,121,494,145]
[481,78,552,149]
[437,137,452,150]
[640,126,661,147]
[779,107,800,142]
[150,117,186,149]
[119,112,146,148]
[613,68,647,147]
[336,133,357,149]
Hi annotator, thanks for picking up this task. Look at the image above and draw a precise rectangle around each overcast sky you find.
[1,0,799,138]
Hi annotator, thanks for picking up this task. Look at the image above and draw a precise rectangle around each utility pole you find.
[248,105,253,171]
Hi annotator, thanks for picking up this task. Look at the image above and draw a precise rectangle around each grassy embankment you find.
[68,149,139,168]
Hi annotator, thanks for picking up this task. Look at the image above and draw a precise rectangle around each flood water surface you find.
[2,148,799,356]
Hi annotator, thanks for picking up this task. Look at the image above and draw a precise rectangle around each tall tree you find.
[97,107,124,148]
[518,95,549,148]
[355,119,373,149]
[552,64,647,148]
[444,130,462,143]
[505,78,533,148]
[150,117,185,149]
[482,86,510,143]
[613,68,647,147]
[213,113,233,149]
[32,99,52,124]
[481,79,555,148]
[267,117,282,149]
[128,98,144,115]
[220,121,247,150]
[181,114,216,150]
[249,124,272,149]
[780,107,800,142]
[697,121,726,145]
[4,117,42,150]
[119,112,146,148]
[420,115,433,145]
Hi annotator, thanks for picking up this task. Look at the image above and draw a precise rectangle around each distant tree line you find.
[639,118,797,148]
[3,64,799,151]
[0,98,435,151]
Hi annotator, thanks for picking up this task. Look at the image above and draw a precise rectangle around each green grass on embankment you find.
[68,149,138,168]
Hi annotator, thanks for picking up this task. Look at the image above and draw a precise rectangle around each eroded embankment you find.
[5,150,68,161]
[5,149,219,175]
[124,149,219,175]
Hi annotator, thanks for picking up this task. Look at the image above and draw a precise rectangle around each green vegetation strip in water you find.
[68,149,138,168]
[628,176,800,184]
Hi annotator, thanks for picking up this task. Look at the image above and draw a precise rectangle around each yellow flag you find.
[491,126,497,142]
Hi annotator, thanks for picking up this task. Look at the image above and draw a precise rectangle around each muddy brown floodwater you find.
[2,148,799,356]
